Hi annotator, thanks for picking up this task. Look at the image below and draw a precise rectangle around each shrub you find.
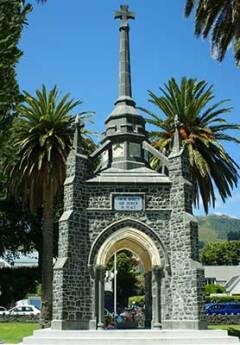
[205,295,240,303]
[128,295,145,307]
[205,284,226,296]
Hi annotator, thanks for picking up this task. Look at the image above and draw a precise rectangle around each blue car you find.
[205,302,240,315]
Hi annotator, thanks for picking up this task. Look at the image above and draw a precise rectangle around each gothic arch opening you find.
[95,227,162,272]
[90,225,166,330]
[88,218,169,270]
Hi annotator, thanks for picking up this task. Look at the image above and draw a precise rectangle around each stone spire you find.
[114,5,135,105]
[100,5,147,171]
[89,5,169,174]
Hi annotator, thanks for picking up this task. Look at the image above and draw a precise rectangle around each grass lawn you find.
[209,325,240,338]
[209,324,240,330]
[0,323,239,343]
[0,323,40,344]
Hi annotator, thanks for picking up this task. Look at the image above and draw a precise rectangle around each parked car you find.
[6,305,40,316]
[0,306,7,315]
[205,302,240,315]
[16,296,41,309]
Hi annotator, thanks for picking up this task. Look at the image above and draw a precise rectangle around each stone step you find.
[21,330,239,345]
[32,329,229,338]
[22,338,239,345]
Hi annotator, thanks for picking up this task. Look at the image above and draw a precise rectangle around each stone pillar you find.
[144,271,152,329]
[97,266,105,330]
[152,266,163,329]
[166,149,207,329]
[52,122,93,330]
[89,267,97,330]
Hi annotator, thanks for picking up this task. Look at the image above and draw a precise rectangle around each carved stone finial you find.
[73,115,84,153]
[75,114,84,129]
[171,114,182,155]
[174,114,180,130]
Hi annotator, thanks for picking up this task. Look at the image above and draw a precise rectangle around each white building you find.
[204,265,240,295]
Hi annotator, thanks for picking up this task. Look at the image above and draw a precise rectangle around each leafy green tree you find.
[0,0,32,199]
[0,267,40,308]
[185,0,240,65]
[0,0,48,131]
[5,85,94,325]
[0,0,48,132]
[201,241,240,265]
[107,251,140,308]
[0,0,31,127]
[0,197,40,258]
[143,77,240,213]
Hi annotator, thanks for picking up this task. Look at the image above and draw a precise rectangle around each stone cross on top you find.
[114,5,135,28]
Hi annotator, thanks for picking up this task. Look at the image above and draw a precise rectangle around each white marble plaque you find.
[114,195,143,211]
[112,144,124,158]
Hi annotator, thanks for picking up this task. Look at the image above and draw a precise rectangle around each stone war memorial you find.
[21,5,239,345]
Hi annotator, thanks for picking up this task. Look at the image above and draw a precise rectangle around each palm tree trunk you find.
[40,184,54,327]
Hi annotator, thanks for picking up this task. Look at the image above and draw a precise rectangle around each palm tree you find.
[185,0,240,65]
[6,85,93,325]
[143,77,240,213]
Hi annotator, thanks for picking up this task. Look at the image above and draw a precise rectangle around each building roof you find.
[0,259,11,268]
[204,265,240,282]
[0,252,38,268]
[225,276,240,292]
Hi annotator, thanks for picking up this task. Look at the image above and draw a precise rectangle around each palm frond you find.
[5,85,96,212]
[143,77,240,213]
[184,0,240,65]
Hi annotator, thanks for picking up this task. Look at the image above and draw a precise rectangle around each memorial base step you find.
[15,329,240,345]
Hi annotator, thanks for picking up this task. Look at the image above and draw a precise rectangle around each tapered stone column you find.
[114,5,135,103]
[97,266,105,330]
[144,271,152,329]
[152,266,163,329]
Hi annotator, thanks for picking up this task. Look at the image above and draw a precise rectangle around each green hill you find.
[197,214,240,243]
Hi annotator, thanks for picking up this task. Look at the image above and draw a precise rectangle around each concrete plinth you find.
[16,329,239,345]
[162,320,208,330]
[51,320,90,330]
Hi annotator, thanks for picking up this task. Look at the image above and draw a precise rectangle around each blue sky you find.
[17,0,240,217]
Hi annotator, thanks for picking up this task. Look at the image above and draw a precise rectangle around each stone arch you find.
[96,227,159,272]
[88,217,169,270]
